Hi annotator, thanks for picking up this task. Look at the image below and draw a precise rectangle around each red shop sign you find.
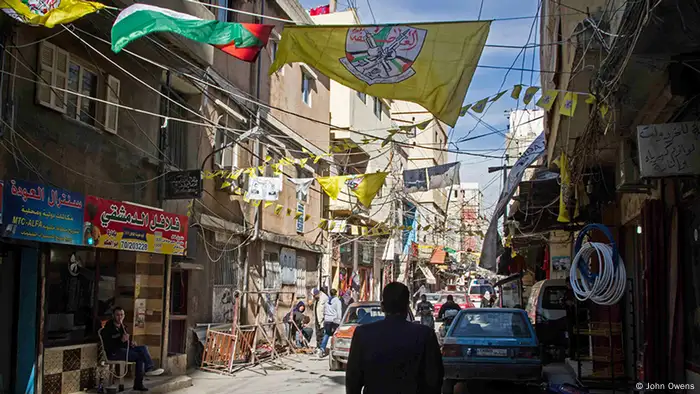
[84,196,188,256]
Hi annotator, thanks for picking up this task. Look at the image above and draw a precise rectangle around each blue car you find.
[441,308,542,393]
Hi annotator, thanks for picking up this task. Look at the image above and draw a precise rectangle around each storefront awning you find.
[417,265,437,284]
[430,247,447,264]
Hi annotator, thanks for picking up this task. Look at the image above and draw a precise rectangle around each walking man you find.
[319,288,343,357]
[312,288,328,348]
[416,294,435,329]
[100,307,164,391]
[346,282,443,394]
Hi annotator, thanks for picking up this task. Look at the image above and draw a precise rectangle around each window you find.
[212,248,239,286]
[302,72,312,106]
[161,88,190,168]
[45,248,117,346]
[454,190,458,198]
[38,42,120,131]
[264,252,281,289]
[357,91,366,103]
[214,128,239,168]
[66,60,98,125]
[373,97,382,119]
[452,311,531,338]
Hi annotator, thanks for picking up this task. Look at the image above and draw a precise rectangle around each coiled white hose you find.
[569,242,626,305]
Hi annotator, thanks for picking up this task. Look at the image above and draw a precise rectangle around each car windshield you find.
[451,311,531,338]
[469,285,493,295]
[343,305,385,324]
[439,294,467,304]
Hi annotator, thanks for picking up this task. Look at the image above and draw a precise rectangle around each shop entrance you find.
[0,247,18,393]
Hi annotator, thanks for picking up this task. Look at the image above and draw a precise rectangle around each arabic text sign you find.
[164,170,202,200]
[637,121,700,177]
[3,179,84,245]
[84,196,188,255]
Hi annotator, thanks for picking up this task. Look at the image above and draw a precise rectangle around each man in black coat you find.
[346,282,444,394]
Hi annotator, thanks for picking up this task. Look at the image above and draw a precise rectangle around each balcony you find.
[115,0,215,66]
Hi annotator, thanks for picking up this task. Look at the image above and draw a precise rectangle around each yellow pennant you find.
[275,204,284,215]
[416,119,432,130]
[234,187,243,195]
[230,168,244,179]
[264,201,273,208]
[523,86,540,105]
[252,200,261,208]
[305,214,312,221]
[560,92,578,117]
[459,104,472,116]
[264,155,272,162]
[599,103,609,117]
[535,90,559,111]
[351,225,360,235]
[361,227,368,235]
[243,196,250,203]
[585,94,596,104]
[471,98,488,113]
[490,90,508,102]
[294,211,303,219]
[286,208,293,216]
[511,84,524,99]
[319,219,328,230]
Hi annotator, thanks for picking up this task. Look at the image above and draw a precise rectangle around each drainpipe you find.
[243,0,266,317]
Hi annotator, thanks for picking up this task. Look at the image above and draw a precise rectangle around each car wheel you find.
[328,356,343,371]
[441,379,458,394]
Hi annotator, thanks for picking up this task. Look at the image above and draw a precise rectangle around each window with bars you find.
[211,248,240,286]
[264,252,281,289]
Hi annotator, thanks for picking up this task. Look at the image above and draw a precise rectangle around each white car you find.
[468,283,495,308]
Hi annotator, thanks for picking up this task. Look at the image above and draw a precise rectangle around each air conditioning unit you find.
[616,139,652,193]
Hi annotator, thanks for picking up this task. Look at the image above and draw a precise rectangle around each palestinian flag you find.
[112,4,273,62]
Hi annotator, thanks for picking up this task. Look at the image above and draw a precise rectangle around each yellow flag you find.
[536,90,558,111]
[304,214,312,221]
[264,201,273,209]
[346,172,388,207]
[361,227,368,235]
[599,103,609,117]
[490,90,508,102]
[511,84,523,99]
[275,204,284,215]
[523,86,539,105]
[252,200,261,207]
[234,187,243,195]
[459,104,471,116]
[471,98,488,113]
[560,92,578,117]
[585,94,596,104]
[294,211,303,219]
[0,0,105,27]
[317,175,351,200]
[351,225,360,236]
[416,119,432,130]
[286,208,293,216]
[270,22,491,127]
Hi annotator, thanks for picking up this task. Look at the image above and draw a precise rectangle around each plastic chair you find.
[97,327,134,392]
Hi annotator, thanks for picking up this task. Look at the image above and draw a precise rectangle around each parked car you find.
[328,301,415,371]
[525,279,569,360]
[433,293,474,319]
[468,282,495,308]
[441,308,542,393]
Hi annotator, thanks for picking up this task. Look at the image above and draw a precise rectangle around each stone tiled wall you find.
[43,344,98,394]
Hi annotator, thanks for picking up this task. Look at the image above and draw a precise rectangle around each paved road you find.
[173,354,536,394]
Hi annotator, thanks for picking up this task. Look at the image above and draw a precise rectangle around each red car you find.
[433,293,474,318]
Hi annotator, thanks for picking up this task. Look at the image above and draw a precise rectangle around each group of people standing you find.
[284,286,355,357]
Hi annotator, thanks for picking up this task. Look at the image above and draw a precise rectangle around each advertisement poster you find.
[84,196,188,255]
[2,179,84,245]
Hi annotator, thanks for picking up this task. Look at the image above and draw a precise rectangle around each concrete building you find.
[445,183,483,263]
[0,1,331,393]
[505,109,544,181]
[311,9,396,301]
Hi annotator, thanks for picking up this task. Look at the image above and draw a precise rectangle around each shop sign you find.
[164,170,202,200]
[84,196,188,255]
[2,179,84,245]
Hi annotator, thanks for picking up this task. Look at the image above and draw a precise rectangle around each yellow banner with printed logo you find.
[270,22,491,127]
[0,0,105,27]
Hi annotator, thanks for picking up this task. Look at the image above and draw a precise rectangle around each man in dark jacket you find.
[346,282,444,394]
[437,295,461,320]
[100,307,164,391]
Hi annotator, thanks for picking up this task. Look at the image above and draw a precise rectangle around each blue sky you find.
[299,0,542,213]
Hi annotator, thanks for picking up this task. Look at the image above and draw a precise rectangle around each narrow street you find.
[172,354,536,394]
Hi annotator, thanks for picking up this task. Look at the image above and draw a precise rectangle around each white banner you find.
[480,132,545,271]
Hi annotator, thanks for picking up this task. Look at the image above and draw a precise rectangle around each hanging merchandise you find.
[270,22,491,127]
[246,176,283,201]
[427,162,461,189]
[0,0,105,27]
[289,178,314,201]
[570,224,626,305]
[111,4,274,62]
